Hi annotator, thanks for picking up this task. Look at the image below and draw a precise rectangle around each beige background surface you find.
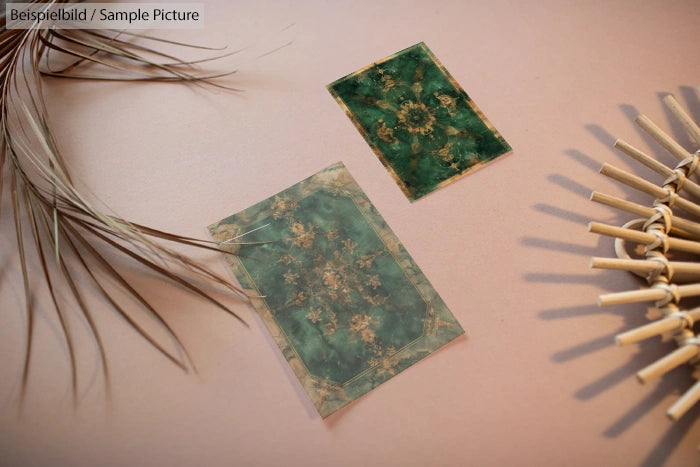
[1,0,700,465]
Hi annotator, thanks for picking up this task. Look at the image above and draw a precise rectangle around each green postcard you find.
[209,163,464,417]
[328,42,511,201]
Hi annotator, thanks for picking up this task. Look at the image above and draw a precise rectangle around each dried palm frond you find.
[1,1,263,403]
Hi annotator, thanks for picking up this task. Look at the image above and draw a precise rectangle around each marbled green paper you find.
[209,163,464,417]
[328,42,511,201]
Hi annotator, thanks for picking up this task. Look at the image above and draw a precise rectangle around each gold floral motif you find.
[366,293,388,307]
[283,271,299,285]
[327,179,347,196]
[290,222,304,235]
[306,307,323,323]
[434,92,457,115]
[380,73,399,92]
[368,346,399,369]
[212,223,240,246]
[375,99,395,111]
[356,252,382,269]
[291,221,316,248]
[413,64,424,80]
[375,355,400,376]
[424,312,455,335]
[410,81,422,97]
[376,119,396,143]
[396,101,436,136]
[326,229,339,241]
[349,314,379,344]
[324,308,338,335]
[278,254,298,266]
[367,274,381,289]
[433,143,455,162]
[269,195,298,219]
[341,238,357,254]
[361,328,377,344]
[322,268,342,290]
[349,313,372,331]
[289,291,307,307]
[313,378,344,407]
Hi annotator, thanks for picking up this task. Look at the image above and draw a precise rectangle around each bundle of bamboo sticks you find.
[589,91,700,421]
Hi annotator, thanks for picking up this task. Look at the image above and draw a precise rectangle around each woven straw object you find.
[589,90,700,421]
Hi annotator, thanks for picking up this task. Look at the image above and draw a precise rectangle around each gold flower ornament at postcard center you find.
[397,101,436,136]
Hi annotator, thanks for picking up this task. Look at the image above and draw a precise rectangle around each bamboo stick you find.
[667,380,700,421]
[589,221,651,244]
[588,221,700,255]
[600,163,700,218]
[600,162,663,197]
[636,114,693,162]
[591,257,658,274]
[590,191,700,240]
[591,257,700,278]
[598,288,667,306]
[614,139,700,199]
[615,139,673,176]
[637,345,699,383]
[598,283,700,307]
[590,191,651,217]
[615,309,700,346]
[663,95,700,143]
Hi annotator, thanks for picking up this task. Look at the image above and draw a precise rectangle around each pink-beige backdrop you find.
[1,0,700,465]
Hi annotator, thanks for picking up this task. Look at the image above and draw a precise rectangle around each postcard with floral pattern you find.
[209,162,464,417]
[328,42,512,201]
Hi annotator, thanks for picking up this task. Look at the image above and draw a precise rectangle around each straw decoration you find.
[589,90,700,421]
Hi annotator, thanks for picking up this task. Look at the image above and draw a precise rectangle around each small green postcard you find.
[209,163,464,417]
[328,42,511,201]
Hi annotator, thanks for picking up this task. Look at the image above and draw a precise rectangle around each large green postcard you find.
[328,42,511,201]
[209,163,464,417]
